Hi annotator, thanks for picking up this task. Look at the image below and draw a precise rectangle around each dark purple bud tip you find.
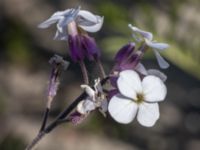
[114,42,135,63]
[81,35,100,60]
[68,35,85,62]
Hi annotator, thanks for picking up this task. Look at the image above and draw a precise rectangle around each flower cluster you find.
[39,5,170,131]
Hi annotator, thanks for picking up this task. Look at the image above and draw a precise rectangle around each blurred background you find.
[0,0,200,150]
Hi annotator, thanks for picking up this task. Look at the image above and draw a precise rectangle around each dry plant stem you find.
[25,77,109,150]
[25,132,46,150]
[39,108,50,132]
[79,60,89,84]
[96,58,106,79]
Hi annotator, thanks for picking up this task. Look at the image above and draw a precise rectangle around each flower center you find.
[136,93,144,104]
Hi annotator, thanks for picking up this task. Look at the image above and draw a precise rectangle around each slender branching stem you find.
[39,108,50,132]
[25,77,109,150]
[96,58,106,79]
[79,60,89,84]
[25,132,46,150]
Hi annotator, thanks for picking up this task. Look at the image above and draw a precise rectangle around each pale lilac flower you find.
[108,70,167,127]
[77,78,108,116]
[38,6,104,40]
[128,24,170,69]
[38,6,103,62]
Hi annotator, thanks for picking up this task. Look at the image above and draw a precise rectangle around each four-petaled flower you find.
[38,6,104,40]
[128,24,170,69]
[108,70,167,127]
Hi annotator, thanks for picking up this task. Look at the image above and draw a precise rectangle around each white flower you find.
[77,78,107,116]
[128,24,170,69]
[38,6,104,40]
[108,70,167,127]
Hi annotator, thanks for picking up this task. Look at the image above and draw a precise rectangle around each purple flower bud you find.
[120,51,142,70]
[68,35,85,62]
[113,43,142,72]
[81,35,100,60]
[114,42,135,63]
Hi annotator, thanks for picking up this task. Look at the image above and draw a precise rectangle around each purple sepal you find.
[81,35,100,60]
[114,42,135,63]
[108,89,119,100]
[110,76,118,88]
[120,52,141,70]
[68,35,85,62]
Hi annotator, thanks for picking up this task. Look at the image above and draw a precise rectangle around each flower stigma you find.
[136,93,144,104]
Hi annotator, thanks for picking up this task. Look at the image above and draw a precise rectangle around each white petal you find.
[142,75,167,102]
[147,69,167,82]
[145,39,169,50]
[78,10,98,23]
[78,16,104,32]
[77,100,86,114]
[135,63,148,75]
[38,10,71,28]
[137,102,160,127]
[83,100,96,111]
[77,100,96,115]
[57,17,74,30]
[38,16,62,28]
[153,50,170,69]
[117,70,142,100]
[108,94,138,124]
[80,85,95,99]
[54,29,68,41]
[128,24,153,41]
[52,9,71,17]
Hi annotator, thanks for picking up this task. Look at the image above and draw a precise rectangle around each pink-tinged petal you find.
[153,50,170,69]
[128,24,153,41]
[135,63,148,75]
[147,69,167,82]
[108,94,138,124]
[142,75,167,102]
[145,39,169,50]
[117,70,142,99]
[137,102,160,127]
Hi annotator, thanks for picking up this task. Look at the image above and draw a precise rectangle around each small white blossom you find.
[38,6,104,40]
[108,70,167,127]
[128,24,170,69]
[77,78,107,116]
